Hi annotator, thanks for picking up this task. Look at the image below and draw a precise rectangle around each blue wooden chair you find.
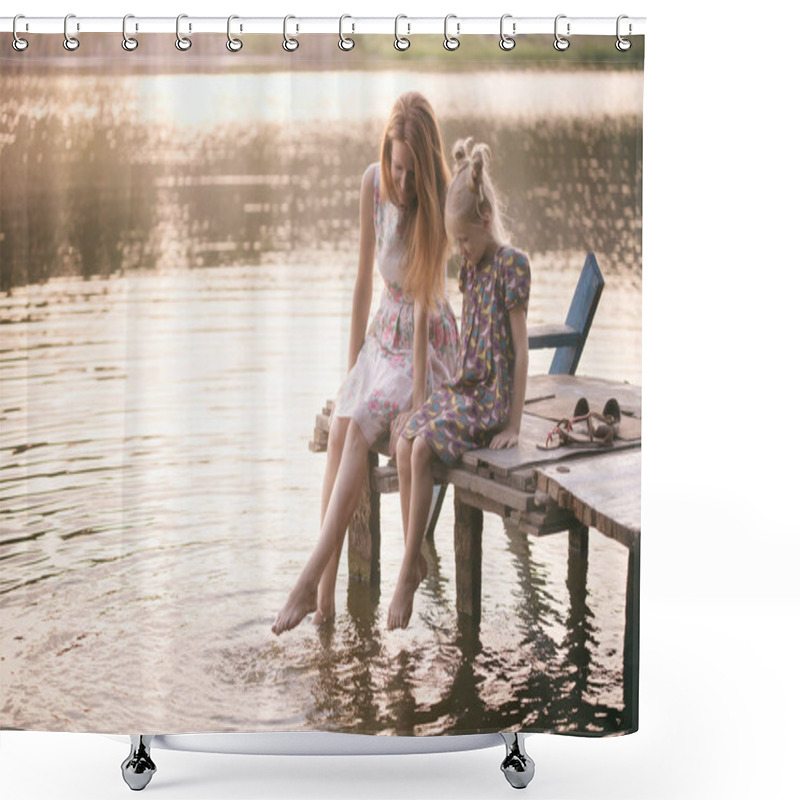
[528,252,604,375]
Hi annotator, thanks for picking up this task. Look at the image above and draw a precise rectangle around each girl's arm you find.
[389,299,429,456]
[490,306,529,450]
[348,164,377,370]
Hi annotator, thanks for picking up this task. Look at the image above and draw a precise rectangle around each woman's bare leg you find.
[388,436,433,630]
[396,435,413,542]
[273,420,370,634]
[312,417,348,624]
[321,417,348,522]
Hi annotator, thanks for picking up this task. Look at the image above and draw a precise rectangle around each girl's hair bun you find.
[445,136,508,243]
[451,137,492,200]
[451,137,473,170]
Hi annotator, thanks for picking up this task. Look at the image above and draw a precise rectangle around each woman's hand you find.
[489,427,519,450]
[389,410,413,457]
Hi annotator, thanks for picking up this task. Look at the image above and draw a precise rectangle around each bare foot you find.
[387,554,428,630]
[311,597,335,626]
[272,582,317,635]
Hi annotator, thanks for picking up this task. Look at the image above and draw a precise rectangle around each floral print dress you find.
[333,164,459,447]
[403,246,531,465]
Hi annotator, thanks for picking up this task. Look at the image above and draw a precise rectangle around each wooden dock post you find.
[347,450,381,585]
[567,523,589,617]
[566,524,590,700]
[622,535,640,731]
[454,487,483,622]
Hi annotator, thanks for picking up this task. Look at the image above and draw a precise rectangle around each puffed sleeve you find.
[502,249,531,312]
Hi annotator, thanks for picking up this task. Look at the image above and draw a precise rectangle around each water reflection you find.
[0,75,641,291]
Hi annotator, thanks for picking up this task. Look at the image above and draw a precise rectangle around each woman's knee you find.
[328,417,349,458]
[343,419,368,458]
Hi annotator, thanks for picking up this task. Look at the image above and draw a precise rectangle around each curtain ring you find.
[615,15,632,51]
[12,15,29,52]
[554,14,570,51]
[63,13,80,51]
[443,14,460,51]
[122,14,139,51]
[176,14,192,51]
[338,14,354,51]
[227,15,243,52]
[499,14,515,51]
[283,15,299,51]
[394,15,410,51]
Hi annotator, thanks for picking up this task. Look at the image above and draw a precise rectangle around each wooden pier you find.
[312,373,641,728]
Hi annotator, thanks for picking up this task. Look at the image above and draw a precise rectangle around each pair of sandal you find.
[538,397,621,450]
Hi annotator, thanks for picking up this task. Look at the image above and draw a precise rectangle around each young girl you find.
[388,138,531,630]
[272,93,459,636]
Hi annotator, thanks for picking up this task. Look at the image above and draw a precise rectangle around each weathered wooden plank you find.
[533,450,641,547]
[525,374,641,418]
[371,465,399,494]
[462,413,640,476]
[433,462,540,513]
[527,322,580,349]
[309,429,328,452]
[506,466,537,492]
[507,504,576,537]
[455,487,514,519]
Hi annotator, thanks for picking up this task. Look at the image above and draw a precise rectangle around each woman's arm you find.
[490,306,529,449]
[348,164,377,370]
[410,299,430,410]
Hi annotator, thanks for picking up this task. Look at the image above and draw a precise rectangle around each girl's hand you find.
[389,410,413,457]
[489,427,519,450]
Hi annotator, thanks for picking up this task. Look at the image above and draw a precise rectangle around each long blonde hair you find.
[446,137,509,245]
[380,92,451,310]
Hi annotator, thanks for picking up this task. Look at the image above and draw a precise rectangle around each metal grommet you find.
[63,13,80,51]
[554,14,570,51]
[615,15,632,51]
[394,15,410,51]
[176,14,192,51]
[122,14,138,51]
[283,15,299,51]
[338,14,355,51]
[12,14,29,52]
[227,15,243,52]
[443,14,461,53]
[443,14,460,51]
[499,14,515,51]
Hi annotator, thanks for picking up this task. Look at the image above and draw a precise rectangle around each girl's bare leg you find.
[388,436,433,630]
[272,420,369,635]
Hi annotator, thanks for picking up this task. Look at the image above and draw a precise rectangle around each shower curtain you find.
[0,26,643,740]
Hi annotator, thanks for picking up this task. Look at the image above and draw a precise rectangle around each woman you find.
[273,92,458,635]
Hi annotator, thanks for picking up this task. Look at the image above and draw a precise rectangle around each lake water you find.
[0,66,641,735]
